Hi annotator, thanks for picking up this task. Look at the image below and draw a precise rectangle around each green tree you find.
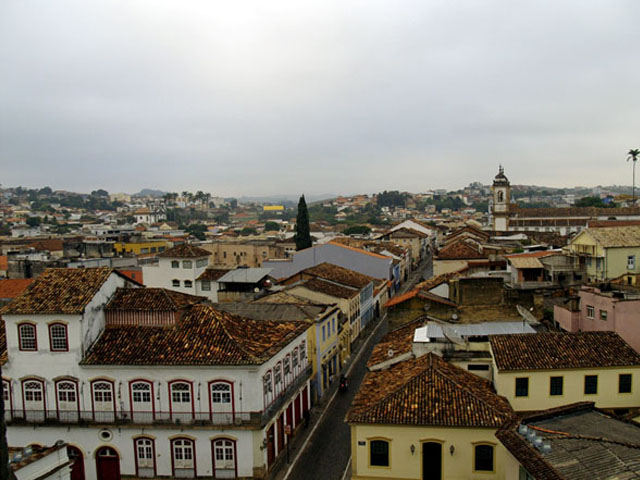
[264,221,280,232]
[26,216,41,227]
[628,148,640,201]
[240,227,258,236]
[294,195,312,250]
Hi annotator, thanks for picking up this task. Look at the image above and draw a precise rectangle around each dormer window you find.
[18,323,37,351]
[49,323,68,351]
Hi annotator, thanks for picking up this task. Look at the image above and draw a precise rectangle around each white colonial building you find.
[1,267,313,480]
[142,244,211,295]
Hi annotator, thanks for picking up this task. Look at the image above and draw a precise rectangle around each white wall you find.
[143,257,208,293]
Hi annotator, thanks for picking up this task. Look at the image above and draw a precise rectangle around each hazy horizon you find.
[2,1,640,196]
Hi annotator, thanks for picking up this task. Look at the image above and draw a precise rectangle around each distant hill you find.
[133,189,166,197]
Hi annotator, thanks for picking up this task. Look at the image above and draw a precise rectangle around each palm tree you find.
[628,149,640,203]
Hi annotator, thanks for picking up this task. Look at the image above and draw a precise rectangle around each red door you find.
[67,446,85,480]
[96,447,120,480]
[277,414,285,454]
[294,393,301,426]
[266,424,275,467]
[302,386,309,414]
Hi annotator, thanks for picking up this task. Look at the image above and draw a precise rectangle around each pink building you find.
[554,286,640,352]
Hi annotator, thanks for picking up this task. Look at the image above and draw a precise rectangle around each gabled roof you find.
[0,278,34,300]
[157,243,210,258]
[300,262,377,289]
[580,226,640,248]
[367,319,423,367]
[436,241,485,260]
[297,277,358,299]
[105,288,206,311]
[1,268,126,315]
[490,332,640,371]
[347,353,513,427]
[82,304,309,366]
[215,302,331,322]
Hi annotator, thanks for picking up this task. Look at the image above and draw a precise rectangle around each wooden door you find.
[96,447,120,480]
[422,442,442,480]
[67,446,85,480]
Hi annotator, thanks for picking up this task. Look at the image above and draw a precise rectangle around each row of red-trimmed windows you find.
[17,322,68,352]
[263,341,307,408]
[3,378,235,417]
[63,437,236,479]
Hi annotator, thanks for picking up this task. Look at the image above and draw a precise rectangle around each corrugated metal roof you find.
[413,321,535,342]
[218,268,273,284]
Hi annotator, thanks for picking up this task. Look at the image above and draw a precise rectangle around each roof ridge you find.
[213,306,261,363]
[431,360,510,418]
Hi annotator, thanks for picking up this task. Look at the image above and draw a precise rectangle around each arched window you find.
[212,438,236,478]
[169,381,193,421]
[24,381,43,402]
[172,279,180,287]
[130,381,154,422]
[184,280,193,288]
[134,437,156,477]
[91,381,115,422]
[171,382,191,403]
[263,371,273,407]
[18,323,37,351]
[210,383,231,404]
[497,191,504,202]
[22,379,45,421]
[474,444,494,472]
[370,439,389,467]
[67,446,85,480]
[56,380,79,422]
[171,438,195,477]
[49,323,68,351]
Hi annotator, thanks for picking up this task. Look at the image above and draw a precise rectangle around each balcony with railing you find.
[5,409,261,427]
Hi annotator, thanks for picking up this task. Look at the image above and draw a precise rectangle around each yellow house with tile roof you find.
[565,225,640,282]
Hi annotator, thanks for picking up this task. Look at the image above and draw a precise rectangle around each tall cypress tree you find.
[294,195,312,251]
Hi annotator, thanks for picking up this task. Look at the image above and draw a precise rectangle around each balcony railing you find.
[262,364,312,425]
[5,409,261,427]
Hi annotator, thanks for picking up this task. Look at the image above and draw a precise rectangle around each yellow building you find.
[490,331,640,413]
[346,353,521,480]
[565,225,640,282]
[113,240,171,255]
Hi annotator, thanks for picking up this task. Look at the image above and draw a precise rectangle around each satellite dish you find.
[254,287,260,293]
[451,313,459,323]
[517,305,540,326]
[442,326,465,346]
[387,349,395,358]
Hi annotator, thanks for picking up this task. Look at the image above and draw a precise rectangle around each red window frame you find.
[48,323,69,352]
[168,380,195,420]
[18,322,37,351]
[21,378,46,416]
[170,437,197,477]
[208,380,235,420]
[129,379,155,420]
[211,437,238,479]
[133,436,157,477]
[90,379,116,421]
[54,378,80,419]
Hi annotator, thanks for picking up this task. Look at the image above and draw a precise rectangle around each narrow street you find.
[273,314,388,480]
[272,252,430,480]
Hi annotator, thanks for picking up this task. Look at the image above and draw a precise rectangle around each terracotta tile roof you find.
[301,262,377,289]
[589,220,640,228]
[157,243,210,258]
[0,268,116,315]
[82,304,308,366]
[385,271,461,308]
[0,278,34,299]
[347,353,513,427]
[105,288,206,311]
[490,332,640,371]
[384,288,420,308]
[27,238,64,252]
[299,277,358,299]
[582,226,640,248]
[436,241,485,260]
[513,206,640,218]
[367,319,423,367]
[197,268,231,281]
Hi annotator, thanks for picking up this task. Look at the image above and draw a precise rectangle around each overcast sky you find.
[2,1,640,197]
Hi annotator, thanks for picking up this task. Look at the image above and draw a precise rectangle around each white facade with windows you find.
[143,255,209,295]
[2,269,313,480]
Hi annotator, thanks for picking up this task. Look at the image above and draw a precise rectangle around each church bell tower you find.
[491,165,511,232]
